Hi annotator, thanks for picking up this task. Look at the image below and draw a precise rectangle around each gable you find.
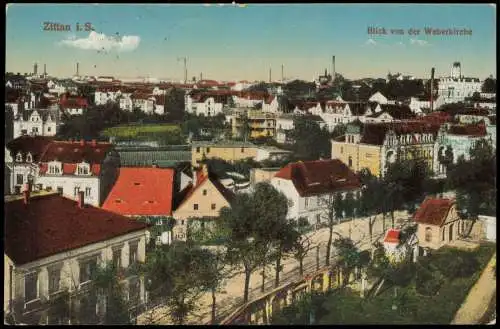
[174,179,230,216]
[442,204,460,225]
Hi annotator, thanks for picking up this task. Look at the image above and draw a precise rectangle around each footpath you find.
[451,252,496,325]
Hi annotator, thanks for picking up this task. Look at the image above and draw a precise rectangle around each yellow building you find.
[250,167,280,185]
[172,164,234,241]
[191,140,259,167]
[231,110,276,139]
[331,121,441,177]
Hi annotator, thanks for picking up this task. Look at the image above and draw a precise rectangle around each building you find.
[5,136,54,195]
[13,109,58,139]
[172,165,234,241]
[270,159,361,227]
[262,95,280,113]
[383,229,406,263]
[4,191,150,325]
[185,91,233,116]
[368,91,389,105]
[116,145,191,168]
[232,91,267,108]
[437,62,482,104]
[331,121,441,177]
[102,167,176,245]
[191,141,259,167]
[413,198,468,251]
[434,121,492,176]
[59,95,89,116]
[36,140,120,207]
[275,114,295,144]
[231,110,277,139]
[250,167,281,186]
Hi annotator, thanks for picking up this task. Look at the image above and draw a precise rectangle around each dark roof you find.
[360,121,441,145]
[274,159,361,197]
[447,122,487,136]
[118,148,191,166]
[5,194,150,265]
[39,140,114,163]
[6,136,54,162]
[348,102,369,116]
[413,198,454,226]
[377,104,416,120]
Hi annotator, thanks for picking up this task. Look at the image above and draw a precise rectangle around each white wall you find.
[36,176,100,207]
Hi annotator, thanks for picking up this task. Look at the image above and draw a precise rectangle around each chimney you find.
[332,55,336,83]
[269,67,272,83]
[76,62,80,76]
[78,190,85,208]
[23,189,30,205]
[44,64,47,76]
[80,139,85,146]
[430,67,435,112]
[91,139,97,147]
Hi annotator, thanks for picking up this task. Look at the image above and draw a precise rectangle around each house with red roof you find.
[262,95,280,113]
[172,164,235,241]
[382,228,407,263]
[59,94,89,116]
[102,167,176,245]
[270,159,361,227]
[36,139,120,207]
[413,197,467,250]
[4,190,150,324]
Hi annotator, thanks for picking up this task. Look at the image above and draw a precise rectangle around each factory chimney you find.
[269,67,272,83]
[33,63,38,76]
[281,64,284,82]
[200,72,203,81]
[430,67,435,112]
[332,55,336,83]
[76,62,80,76]
[43,64,47,76]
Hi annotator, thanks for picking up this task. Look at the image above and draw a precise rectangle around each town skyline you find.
[6,3,497,81]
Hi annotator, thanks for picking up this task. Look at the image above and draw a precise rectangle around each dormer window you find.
[26,153,33,163]
[48,162,61,175]
[77,162,90,175]
[16,152,22,162]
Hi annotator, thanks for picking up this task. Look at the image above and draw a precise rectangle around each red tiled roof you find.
[448,122,487,136]
[5,194,150,265]
[384,229,400,244]
[274,159,361,197]
[264,95,276,104]
[39,140,114,164]
[6,136,55,162]
[413,197,454,226]
[102,167,175,216]
[60,95,88,109]
[197,80,220,86]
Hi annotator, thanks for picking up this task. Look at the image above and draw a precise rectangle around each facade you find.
[275,115,295,144]
[185,91,233,116]
[270,159,361,226]
[13,109,58,139]
[231,110,277,139]
[262,95,280,113]
[250,167,280,186]
[437,62,482,104]
[36,140,120,207]
[413,197,468,251]
[4,192,150,325]
[59,95,89,116]
[191,141,259,167]
[5,136,55,195]
[172,165,234,241]
[331,121,440,177]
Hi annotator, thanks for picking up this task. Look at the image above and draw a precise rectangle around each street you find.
[137,210,410,325]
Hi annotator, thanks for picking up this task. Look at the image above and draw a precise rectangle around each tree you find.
[481,77,496,93]
[319,192,344,267]
[332,237,362,287]
[144,242,214,325]
[357,169,384,250]
[271,218,301,287]
[290,116,332,160]
[293,233,313,277]
[165,87,186,121]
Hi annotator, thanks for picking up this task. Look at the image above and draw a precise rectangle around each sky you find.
[5,3,497,81]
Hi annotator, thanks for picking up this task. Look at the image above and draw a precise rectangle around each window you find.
[348,156,353,168]
[206,147,211,153]
[48,127,51,132]
[203,189,207,196]
[112,248,122,269]
[211,203,216,210]
[24,272,38,302]
[425,227,432,242]
[196,147,200,153]
[26,153,33,163]
[181,220,185,226]
[340,147,343,154]
[85,187,91,197]
[129,243,138,266]
[49,164,60,175]
[194,204,199,210]
[16,174,24,185]
[57,187,63,194]
[304,197,309,208]
[74,186,80,197]
[78,164,89,175]
[241,147,245,153]
[316,214,321,225]
[48,268,61,294]
[79,258,97,284]
[16,152,22,162]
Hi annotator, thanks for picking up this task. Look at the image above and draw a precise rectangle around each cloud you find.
[410,38,430,46]
[365,38,377,46]
[59,31,140,52]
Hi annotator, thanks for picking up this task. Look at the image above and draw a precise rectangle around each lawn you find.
[101,124,182,138]
[273,242,496,325]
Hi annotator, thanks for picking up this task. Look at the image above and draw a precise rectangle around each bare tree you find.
[293,235,313,277]
[318,192,344,267]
